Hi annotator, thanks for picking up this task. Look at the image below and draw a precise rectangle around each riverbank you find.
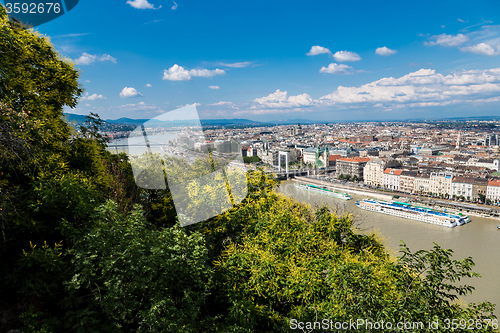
[292,176,500,222]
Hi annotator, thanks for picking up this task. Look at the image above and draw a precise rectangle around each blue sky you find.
[13,0,500,121]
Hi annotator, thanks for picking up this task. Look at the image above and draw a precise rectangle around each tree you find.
[212,193,496,332]
[66,201,212,332]
[0,6,82,143]
[0,9,129,330]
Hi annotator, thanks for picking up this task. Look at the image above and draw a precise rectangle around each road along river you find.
[279,179,500,317]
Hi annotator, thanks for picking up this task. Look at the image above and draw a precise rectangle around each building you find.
[471,158,500,171]
[414,174,430,194]
[363,159,386,187]
[399,170,418,194]
[382,168,403,191]
[303,146,331,167]
[214,140,239,153]
[429,172,453,197]
[257,142,278,165]
[472,178,488,202]
[451,176,474,200]
[335,157,370,180]
[419,147,441,156]
[485,133,498,146]
[487,180,500,204]
[289,123,303,136]
[194,142,214,152]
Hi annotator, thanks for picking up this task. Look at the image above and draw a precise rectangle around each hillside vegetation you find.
[0,6,496,332]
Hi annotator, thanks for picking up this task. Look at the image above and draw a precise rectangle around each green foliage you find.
[66,201,212,332]
[211,192,495,332]
[243,155,261,164]
[0,5,82,142]
[20,306,61,333]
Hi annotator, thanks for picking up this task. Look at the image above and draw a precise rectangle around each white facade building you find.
[363,159,386,187]
[382,169,403,191]
[487,180,500,204]
[451,176,474,200]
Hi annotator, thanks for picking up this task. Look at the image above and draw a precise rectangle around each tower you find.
[324,145,330,167]
[315,145,323,168]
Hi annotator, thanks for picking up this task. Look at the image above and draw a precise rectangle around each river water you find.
[108,132,180,156]
[279,180,500,316]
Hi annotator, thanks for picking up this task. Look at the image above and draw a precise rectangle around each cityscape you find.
[102,117,500,214]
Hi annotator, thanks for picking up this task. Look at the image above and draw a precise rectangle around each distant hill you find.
[64,113,91,123]
[64,113,500,127]
[64,113,268,127]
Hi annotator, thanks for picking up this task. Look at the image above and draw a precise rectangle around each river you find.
[279,179,500,316]
[108,132,180,155]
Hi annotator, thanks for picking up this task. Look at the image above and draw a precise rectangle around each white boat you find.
[355,199,470,228]
[294,183,352,200]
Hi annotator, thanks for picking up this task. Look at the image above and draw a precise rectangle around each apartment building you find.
[414,174,430,194]
[451,176,474,200]
[363,159,386,187]
[336,157,371,180]
[399,170,418,194]
[487,180,500,204]
[382,168,403,191]
[429,172,453,197]
[472,178,488,201]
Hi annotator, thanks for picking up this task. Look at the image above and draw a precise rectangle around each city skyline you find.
[17,0,500,121]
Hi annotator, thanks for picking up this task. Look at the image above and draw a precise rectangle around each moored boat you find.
[294,182,352,200]
[355,199,470,228]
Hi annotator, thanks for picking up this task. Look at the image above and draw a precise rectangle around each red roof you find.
[383,168,403,175]
[337,157,371,163]
[488,180,500,187]
[329,154,342,161]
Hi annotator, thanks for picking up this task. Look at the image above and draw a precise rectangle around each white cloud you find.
[208,101,239,109]
[145,83,152,87]
[460,42,496,56]
[162,64,225,81]
[120,87,142,98]
[333,51,361,62]
[425,33,469,47]
[319,63,353,74]
[72,52,116,65]
[237,67,500,115]
[458,18,466,23]
[177,103,201,108]
[209,85,220,89]
[216,61,253,68]
[210,101,233,106]
[307,46,331,56]
[171,1,178,10]
[319,68,500,107]
[81,93,106,101]
[126,0,161,9]
[254,89,314,109]
[375,46,397,56]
